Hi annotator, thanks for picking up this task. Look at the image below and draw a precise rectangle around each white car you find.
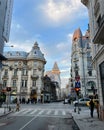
[73,97,90,106]
[63,98,69,104]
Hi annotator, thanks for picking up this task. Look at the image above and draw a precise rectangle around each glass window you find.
[13,80,16,87]
[14,69,17,76]
[3,80,7,87]
[4,69,8,76]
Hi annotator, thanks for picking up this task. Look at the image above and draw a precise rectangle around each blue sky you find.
[4,0,88,88]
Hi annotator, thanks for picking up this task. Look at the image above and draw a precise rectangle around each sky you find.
[4,0,89,88]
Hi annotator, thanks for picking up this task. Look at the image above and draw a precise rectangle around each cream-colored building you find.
[81,0,104,120]
[1,42,46,103]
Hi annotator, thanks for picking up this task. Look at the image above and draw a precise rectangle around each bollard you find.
[74,107,76,112]
[9,106,11,112]
[4,107,6,114]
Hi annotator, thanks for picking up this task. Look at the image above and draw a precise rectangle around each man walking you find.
[89,98,94,118]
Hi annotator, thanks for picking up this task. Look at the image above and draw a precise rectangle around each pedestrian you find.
[96,100,99,118]
[16,102,20,111]
[89,98,94,118]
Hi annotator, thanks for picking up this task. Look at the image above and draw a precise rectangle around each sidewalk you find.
[0,106,14,117]
[72,107,104,130]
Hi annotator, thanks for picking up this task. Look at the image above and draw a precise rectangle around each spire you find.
[52,62,60,74]
[73,28,82,41]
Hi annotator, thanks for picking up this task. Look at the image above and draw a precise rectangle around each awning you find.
[11,92,17,95]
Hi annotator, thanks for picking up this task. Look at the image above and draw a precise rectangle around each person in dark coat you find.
[89,98,94,118]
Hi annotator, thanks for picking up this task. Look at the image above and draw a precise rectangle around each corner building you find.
[81,0,104,120]
[70,28,97,97]
[1,42,46,103]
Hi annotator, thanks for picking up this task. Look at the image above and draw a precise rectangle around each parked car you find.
[63,98,69,104]
[73,97,90,106]
[86,99,99,107]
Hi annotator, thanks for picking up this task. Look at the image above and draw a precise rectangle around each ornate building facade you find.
[70,28,97,97]
[1,42,46,103]
[81,0,104,120]
[45,62,61,100]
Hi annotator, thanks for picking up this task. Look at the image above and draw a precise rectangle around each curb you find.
[0,111,13,118]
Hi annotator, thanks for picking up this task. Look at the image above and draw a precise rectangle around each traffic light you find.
[6,87,11,92]
[75,88,80,96]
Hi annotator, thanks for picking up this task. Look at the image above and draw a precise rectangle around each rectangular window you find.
[32,80,36,86]
[22,69,28,75]
[14,69,17,76]
[3,80,7,87]
[21,80,24,87]
[25,80,27,87]
[33,69,37,75]
[13,80,16,87]
[4,69,8,76]
[21,80,27,87]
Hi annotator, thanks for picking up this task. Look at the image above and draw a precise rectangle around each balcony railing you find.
[31,74,39,80]
[2,75,8,79]
[12,75,18,79]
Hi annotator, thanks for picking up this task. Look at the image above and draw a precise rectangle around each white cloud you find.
[39,0,87,25]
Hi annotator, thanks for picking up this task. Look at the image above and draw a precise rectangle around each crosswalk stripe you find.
[46,110,51,115]
[38,110,44,115]
[12,109,70,117]
[62,110,66,115]
[54,110,58,115]
[30,109,38,114]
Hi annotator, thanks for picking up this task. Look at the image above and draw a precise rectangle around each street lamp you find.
[4,45,14,48]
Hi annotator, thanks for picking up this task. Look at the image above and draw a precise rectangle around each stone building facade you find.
[81,0,104,120]
[1,42,46,103]
[70,28,97,97]
[45,62,61,100]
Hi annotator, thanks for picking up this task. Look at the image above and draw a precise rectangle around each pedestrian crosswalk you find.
[12,109,71,118]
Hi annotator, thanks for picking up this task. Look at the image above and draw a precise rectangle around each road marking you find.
[12,109,70,117]
[54,110,58,115]
[30,109,38,114]
[62,110,66,115]
[46,110,51,115]
[19,116,38,130]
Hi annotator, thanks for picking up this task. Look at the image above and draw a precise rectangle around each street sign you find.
[75,81,81,88]
[75,75,80,81]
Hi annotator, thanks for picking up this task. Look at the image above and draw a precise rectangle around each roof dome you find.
[73,28,82,41]
[27,42,46,62]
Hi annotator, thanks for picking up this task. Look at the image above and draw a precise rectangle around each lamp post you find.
[5,45,14,48]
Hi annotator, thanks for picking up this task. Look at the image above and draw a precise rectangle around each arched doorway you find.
[86,81,97,97]
[30,89,37,103]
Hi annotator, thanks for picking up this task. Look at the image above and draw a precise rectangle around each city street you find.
[0,102,80,130]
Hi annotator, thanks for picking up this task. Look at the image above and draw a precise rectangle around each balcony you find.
[31,74,39,80]
[93,15,104,44]
[2,75,8,79]
[12,75,18,79]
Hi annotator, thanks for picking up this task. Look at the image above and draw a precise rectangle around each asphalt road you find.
[0,102,80,130]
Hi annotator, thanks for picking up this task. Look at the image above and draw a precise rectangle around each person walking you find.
[16,102,20,111]
[89,98,94,118]
[96,100,99,118]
